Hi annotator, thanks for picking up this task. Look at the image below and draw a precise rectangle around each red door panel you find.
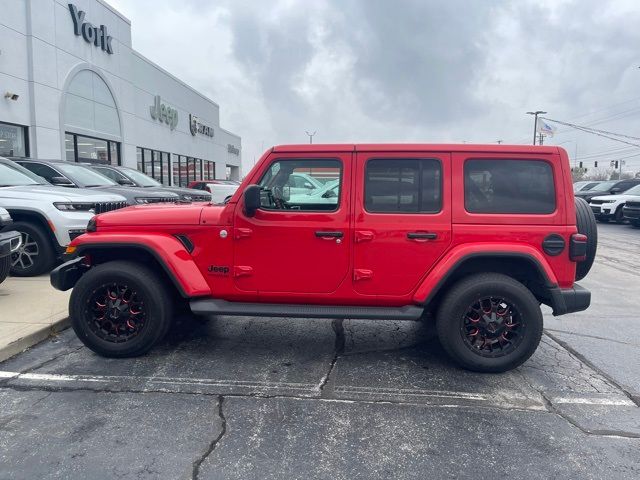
[233,152,352,297]
[353,152,452,297]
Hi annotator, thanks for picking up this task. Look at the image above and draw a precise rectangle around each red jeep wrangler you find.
[51,144,596,372]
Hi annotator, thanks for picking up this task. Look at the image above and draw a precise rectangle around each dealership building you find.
[0,0,242,185]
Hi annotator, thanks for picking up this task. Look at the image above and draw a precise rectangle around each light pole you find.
[526,111,547,145]
[305,130,316,144]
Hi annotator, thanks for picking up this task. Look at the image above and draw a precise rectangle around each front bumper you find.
[549,284,591,316]
[0,230,22,258]
[50,256,88,291]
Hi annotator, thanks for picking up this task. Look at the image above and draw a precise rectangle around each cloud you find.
[109,0,640,174]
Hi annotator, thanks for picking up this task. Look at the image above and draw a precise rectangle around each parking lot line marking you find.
[2,369,635,409]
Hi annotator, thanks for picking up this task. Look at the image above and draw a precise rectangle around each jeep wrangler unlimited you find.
[51,144,596,372]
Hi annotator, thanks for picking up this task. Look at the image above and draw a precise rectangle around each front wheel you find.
[70,261,173,357]
[436,273,543,373]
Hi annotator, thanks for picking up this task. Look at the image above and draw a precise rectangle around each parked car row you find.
[573,179,640,227]
[0,156,215,278]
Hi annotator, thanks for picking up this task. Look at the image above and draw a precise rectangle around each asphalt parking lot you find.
[1,223,639,479]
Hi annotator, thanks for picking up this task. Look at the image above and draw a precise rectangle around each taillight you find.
[570,233,587,261]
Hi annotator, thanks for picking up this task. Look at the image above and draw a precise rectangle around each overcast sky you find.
[109,0,640,175]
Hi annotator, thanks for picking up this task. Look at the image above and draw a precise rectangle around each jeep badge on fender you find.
[52,143,595,373]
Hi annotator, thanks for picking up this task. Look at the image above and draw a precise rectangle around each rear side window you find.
[464,159,555,214]
[365,159,441,213]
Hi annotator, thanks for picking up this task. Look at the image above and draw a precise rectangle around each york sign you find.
[68,4,114,54]
[149,95,178,130]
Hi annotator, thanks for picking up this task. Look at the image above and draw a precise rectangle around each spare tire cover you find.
[574,197,597,281]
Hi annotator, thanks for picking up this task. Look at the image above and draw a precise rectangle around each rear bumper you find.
[50,256,88,291]
[0,230,21,258]
[549,284,591,316]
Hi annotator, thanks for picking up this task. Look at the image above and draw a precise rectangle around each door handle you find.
[315,231,344,238]
[407,232,438,240]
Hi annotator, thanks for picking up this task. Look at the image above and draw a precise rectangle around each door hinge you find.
[234,266,253,278]
[353,269,373,281]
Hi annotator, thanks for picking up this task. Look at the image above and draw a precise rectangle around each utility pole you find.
[305,130,316,144]
[538,133,544,145]
[526,110,547,145]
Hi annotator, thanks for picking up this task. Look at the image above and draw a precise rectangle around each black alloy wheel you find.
[436,273,543,372]
[461,296,526,358]
[70,261,173,357]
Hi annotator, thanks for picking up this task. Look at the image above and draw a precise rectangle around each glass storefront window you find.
[76,136,109,164]
[161,152,170,186]
[137,147,171,185]
[66,132,120,165]
[137,147,143,172]
[0,122,28,157]
[203,160,215,180]
[65,133,75,162]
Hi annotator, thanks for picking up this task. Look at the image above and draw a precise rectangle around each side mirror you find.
[243,185,261,217]
[610,187,622,194]
[50,176,74,187]
[117,178,135,186]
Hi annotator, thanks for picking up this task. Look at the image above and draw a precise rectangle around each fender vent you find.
[542,234,565,256]
[175,234,194,253]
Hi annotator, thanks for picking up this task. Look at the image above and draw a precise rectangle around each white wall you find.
[0,0,241,178]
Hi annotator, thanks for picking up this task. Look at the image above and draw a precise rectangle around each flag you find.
[537,119,557,137]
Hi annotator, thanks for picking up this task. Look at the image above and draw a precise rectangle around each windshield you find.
[56,163,117,187]
[121,168,162,187]
[589,181,617,192]
[0,162,46,186]
[623,185,640,196]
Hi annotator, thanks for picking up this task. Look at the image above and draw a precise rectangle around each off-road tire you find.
[574,197,597,281]
[0,256,10,284]
[9,221,55,277]
[436,273,543,373]
[70,261,173,357]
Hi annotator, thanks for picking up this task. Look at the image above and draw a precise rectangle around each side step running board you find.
[189,299,424,321]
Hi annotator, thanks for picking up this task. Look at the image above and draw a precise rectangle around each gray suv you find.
[91,164,211,202]
[14,159,178,205]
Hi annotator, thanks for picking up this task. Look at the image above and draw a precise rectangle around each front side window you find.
[365,159,442,213]
[464,159,555,214]
[258,159,342,211]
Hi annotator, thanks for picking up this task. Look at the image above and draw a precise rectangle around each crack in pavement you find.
[517,369,640,439]
[318,319,345,399]
[191,396,226,480]
[545,328,640,348]
[544,331,640,408]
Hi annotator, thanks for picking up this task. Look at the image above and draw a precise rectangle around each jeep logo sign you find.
[149,95,178,130]
[68,4,114,54]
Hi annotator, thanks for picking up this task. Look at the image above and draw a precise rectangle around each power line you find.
[540,117,640,148]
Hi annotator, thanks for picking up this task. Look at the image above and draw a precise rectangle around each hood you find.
[89,186,179,203]
[148,186,211,201]
[95,203,225,227]
[0,185,128,203]
[591,194,640,202]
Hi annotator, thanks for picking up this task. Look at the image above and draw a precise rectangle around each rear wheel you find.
[9,221,55,277]
[70,261,173,357]
[436,273,543,373]
[614,206,625,224]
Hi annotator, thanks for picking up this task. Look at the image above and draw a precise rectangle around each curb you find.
[0,317,70,363]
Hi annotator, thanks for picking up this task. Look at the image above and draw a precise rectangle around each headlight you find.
[601,200,616,203]
[54,202,95,212]
[86,216,97,232]
[135,197,156,204]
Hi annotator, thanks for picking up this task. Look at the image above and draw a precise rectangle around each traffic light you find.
[579,161,583,169]
[594,161,598,168]
[615,161,619,169]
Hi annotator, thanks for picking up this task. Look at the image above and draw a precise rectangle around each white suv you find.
[0,158,128,276]
[589,183,640,223]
